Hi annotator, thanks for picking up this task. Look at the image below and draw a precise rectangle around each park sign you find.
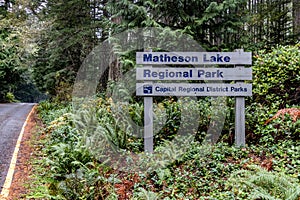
[136,67,252,81]
[136,50,252,151]
[136,52,252,65]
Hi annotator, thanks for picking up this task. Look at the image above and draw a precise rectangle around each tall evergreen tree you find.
[32,0,109,99]
[29,0,300,99]
[293,0,300,38]
[110,0,248,51]
[247,0,294,48]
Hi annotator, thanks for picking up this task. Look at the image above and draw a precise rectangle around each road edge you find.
[0,105,36,199]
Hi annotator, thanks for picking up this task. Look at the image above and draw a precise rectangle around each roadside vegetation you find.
[1,0,299,199]
[26,45,300,199]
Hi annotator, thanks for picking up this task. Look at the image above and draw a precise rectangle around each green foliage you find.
[37,100,71,124]
[252,45,300,106]
[32,100,114,199]
[30,43,300,199]
[0,0,10,18]
[270,141,300,177]
[133,188,160,200]
[110,0,248,51]
[246,0,295,49]
[0,1,44,103]
[32,98,300,199]
[5,92,18,102]
[245,102,300,145]
[243,44,300,144]
[19,2,300,200]
[0,18,25,102]
[27,0,300,101]
[13,73,48,102]
[226,165,300,200]
[32,0,105,99]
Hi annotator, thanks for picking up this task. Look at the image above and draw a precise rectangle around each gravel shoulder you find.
[7,106,39,199]
[0,103,36,199]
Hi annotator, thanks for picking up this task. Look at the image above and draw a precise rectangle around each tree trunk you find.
[108,14,122,82]
[108,49,121,82]
[293,0,300,37]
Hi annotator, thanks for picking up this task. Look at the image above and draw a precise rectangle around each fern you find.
[226,165,300,200]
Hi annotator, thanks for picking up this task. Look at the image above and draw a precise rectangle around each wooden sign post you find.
[235,49,246,146]
[143,49,154,153]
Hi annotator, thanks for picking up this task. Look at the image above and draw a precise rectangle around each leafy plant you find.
[245,102,300,144]
[31,89,300,199]
[252,44,300,106]
[0,17,25,102]
[5,92,18,102]
[226,165,300,200]
[133,188,160,200]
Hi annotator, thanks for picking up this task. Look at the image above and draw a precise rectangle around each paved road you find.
[0,103,35,191]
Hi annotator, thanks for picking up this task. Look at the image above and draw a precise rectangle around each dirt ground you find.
[7,107,39,200]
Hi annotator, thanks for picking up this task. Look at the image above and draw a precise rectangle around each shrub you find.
[5,92,18,102]
[252,44,300,107]
[245,102,300,144]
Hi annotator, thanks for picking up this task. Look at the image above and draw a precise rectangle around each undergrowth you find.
[27,45,300,199]
[26,99,300,199]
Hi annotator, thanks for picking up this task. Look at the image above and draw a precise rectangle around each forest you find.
[1,0,300,199]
